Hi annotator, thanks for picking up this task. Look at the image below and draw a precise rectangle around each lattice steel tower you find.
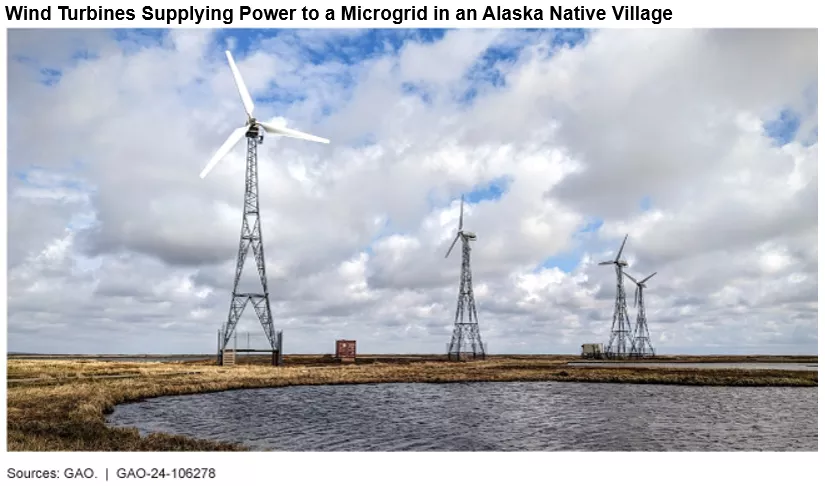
[198,50,330,361]
[598,234,636,359]
[624,271,657,358]
[444,195,486,360]
[220,127,278,352]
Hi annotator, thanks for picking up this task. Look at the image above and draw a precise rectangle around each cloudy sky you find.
[6,28,817,355]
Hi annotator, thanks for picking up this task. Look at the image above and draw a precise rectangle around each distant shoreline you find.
[6,353,819,363]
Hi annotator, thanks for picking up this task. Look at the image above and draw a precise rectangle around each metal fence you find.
[445,342,489,360]
[217,328,283,366]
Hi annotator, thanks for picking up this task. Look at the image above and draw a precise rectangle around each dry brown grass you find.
[7,356,817,451]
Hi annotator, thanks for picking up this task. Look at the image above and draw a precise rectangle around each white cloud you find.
[6,28,817,355]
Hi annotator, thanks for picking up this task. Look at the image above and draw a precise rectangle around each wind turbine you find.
[203,50,329,364]
[200,51,329,179]
[598,234,636,359]
[624,271,657,358]
[445,195,485,360]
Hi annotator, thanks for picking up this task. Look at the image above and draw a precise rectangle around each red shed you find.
[335,340,357,361]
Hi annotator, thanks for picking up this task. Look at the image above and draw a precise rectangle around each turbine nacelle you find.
[599,234,630,268]
[445,194,476,258]
[199,50,330,179]
[598,259,628,267]
[624,271,657,289]
[623,270,657,308]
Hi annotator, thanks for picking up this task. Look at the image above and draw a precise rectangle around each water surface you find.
[108,381,817,451]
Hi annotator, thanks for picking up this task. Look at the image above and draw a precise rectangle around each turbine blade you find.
[459,194,465,231]
[225,50,255,118]
[615,234,628,261]
[622,271,639,285]
[640,271,657,284]
[634,286,639,307]
[259,121,330,144]
[598,261,613,265]
[200,126,247,179]
[445,233,460,258]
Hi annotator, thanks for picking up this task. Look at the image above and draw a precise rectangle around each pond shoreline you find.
[7,356,818,451]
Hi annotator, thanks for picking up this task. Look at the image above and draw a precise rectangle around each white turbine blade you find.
[445,233,460,258]
[259,121,330,144]
[622,271,639,285]
[200,126,247,179]
[634,287,639,308]
[640,271,657,284]
[225,50,255,117]
[598,261,613,266]
[459,194,465,231]
[615,234,629,261]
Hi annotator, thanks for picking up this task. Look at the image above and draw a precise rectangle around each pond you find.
[108,381,817,451]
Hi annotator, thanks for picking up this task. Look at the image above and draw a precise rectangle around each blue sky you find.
[231,28,593,264]
[764,108,801,146]
[7,28,817,355]
[16,27,596,268]
[14,27,806,277]
[17,26,808,146]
